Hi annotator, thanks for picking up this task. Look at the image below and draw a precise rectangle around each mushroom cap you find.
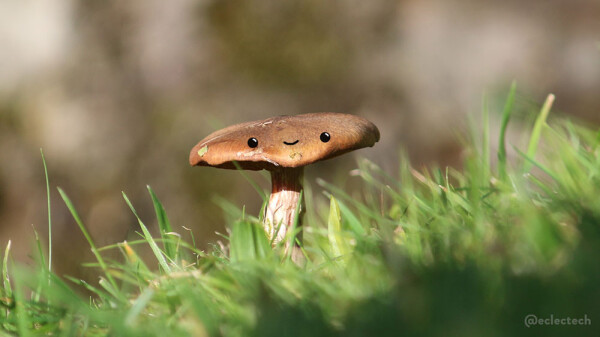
[189,112,380,170]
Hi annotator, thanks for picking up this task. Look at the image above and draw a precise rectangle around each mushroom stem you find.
[264,167,305,245]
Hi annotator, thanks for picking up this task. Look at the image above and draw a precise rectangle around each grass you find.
[1,88,599,336]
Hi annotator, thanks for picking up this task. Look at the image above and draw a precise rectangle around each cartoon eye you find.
[247,137,259,148]
[320,132,330,143]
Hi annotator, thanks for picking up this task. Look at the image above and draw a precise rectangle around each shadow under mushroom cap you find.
[189,112,380,170]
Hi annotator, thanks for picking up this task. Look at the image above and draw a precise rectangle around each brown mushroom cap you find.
[189,112,380,170]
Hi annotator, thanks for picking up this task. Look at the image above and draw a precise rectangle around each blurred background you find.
[0,0,598,278]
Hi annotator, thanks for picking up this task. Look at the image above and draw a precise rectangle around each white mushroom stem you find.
[264,167,305,245]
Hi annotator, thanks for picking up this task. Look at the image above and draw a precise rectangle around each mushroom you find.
[189,112,380,245]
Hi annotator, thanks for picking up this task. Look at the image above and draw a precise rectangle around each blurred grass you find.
[1,89,599,336]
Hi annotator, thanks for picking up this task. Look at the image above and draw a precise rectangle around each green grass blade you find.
[337,199,366,236]
[119,241,152,277]
[32,226,47,271]
[58,187,119,291]
[269,220,285,247]
[2,240,11,297]
[41,273,93,309]
[524,94,555,171]
[12,276,30,337]
[180,284,218,335]
[122,192,172,273]
[147,186,176,260]
[513,146,560,182]
[498,81,517,180]
[64,275,113,302]
[318,179,399,228]
[40,149,52,272]
[230,221,253,262]
[32,226,46,302]
[125,287,155,326]
[327,196,349,259]
[230,220,270,262]
[98,277,123,301]
[252,223,271,260]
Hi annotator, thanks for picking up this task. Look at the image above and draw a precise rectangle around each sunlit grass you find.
[1,88,599,336]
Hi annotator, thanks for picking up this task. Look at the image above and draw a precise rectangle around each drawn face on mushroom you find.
[190,112,380,245]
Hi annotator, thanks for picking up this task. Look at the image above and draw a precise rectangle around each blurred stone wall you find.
[0,0,598,278]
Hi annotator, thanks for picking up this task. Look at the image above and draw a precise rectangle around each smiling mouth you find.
[283,140,299,146]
